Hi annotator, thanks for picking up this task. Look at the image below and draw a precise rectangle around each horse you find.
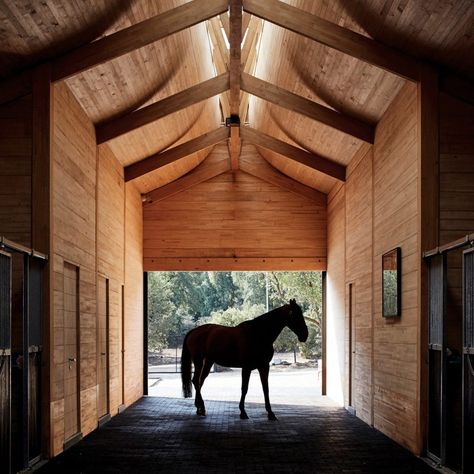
[181,299,308,420]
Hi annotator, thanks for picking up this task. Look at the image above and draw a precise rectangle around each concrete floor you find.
[36,372,438,474]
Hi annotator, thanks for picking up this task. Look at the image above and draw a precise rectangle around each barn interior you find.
[0,0,473,473]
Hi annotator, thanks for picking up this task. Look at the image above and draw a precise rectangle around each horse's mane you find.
[237,304,289,328]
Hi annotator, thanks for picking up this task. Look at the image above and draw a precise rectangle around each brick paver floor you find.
[36,396,438,474]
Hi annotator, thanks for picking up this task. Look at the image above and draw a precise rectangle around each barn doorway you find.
[145,271,325,406]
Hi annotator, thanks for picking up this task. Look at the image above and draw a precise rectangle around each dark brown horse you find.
[181,299,308,420]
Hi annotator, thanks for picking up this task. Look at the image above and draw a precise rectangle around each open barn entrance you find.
[145,271,325,406]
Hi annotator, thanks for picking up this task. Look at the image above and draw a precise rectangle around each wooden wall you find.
[51,81,98,453]
[326,183,345,406]
[143,155,327,272]
[326,82,422,453]
[49,82,143,456]
[0,95,32,247]
[124,181,143,406]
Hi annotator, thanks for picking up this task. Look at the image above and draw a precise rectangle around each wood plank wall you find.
[143,156,327,272]
[49,82,143,456]
[326,183,345,406]
[372,82,419,452]
[327,82,421,453]
[51,81,98,454]
[345,144,373,425]
[97,144,125,414]
[124,181,143,405]
[0,95,32,247]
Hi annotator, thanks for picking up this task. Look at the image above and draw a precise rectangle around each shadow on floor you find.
[36,397,437,474]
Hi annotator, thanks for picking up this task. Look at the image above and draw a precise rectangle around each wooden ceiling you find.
[1,0,473,196]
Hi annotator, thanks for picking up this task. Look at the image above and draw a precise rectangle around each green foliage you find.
[148,271,323,358]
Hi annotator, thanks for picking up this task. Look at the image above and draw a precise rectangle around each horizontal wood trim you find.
[52,0,229,81]
[96,73,230,143]
[144,257,327,271]
[124,127,229,181]
[241,73,374,143]
[240,126,346,181]
[242,0,420,81]
[240,144,327,205]
[142,144,231,204]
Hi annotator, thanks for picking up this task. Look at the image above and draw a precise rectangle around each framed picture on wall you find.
[382,247,401,317]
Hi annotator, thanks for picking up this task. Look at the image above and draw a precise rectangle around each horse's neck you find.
[252,309,288,344]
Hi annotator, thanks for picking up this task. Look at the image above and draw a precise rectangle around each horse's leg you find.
[192,357,212,416]
[258,364,277,421]
[239,368,251,419]
[197,359,213,416]
[192,357,205,416]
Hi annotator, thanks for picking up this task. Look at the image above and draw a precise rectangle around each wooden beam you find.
[242,0,420,81]
[229,126,241,170]
[241,73,374,143]
[240,144,327,205]
[229,0,243,168]
[125,127,229,181]
[240,127,346,181]
[52,0,228,81]
[229,0,242,116]
[144,256,327,271]
[143,143,231,204]
[96,73,230,143]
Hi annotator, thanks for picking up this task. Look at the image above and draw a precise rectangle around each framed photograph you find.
[382,247,401,317]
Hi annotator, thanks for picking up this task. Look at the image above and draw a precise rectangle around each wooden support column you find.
[32,63,53,458]
[228,0,242,169]
[417,64,439,455]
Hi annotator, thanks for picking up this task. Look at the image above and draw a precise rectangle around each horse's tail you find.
[181,332,193,398]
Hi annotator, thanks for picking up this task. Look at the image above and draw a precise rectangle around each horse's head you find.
[286,299,308,342]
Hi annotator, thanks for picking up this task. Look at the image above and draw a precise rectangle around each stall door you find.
[463,248,474,473]
[427,254,447,463]
[0,251,12,473]
[97,277,109,420]
[63,263,80,444]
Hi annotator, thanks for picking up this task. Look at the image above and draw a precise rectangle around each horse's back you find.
[185,322,271,368]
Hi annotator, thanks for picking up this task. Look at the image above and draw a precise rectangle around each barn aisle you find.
[36,397,437,474]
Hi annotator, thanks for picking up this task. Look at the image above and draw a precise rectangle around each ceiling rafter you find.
[241,72,375,143]
[96,72,230,144]
[125,127,230,182]
[240,144,327,205]
[52,0,229,82]
[240,127,346,182]
[142,144,231,204]
[242,0,421,82]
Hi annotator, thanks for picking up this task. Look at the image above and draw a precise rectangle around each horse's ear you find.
[289,298,296,306]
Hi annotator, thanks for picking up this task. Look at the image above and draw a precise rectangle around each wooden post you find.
[417,64,439,455]
[228,0,242,169]
[32,63,53,458]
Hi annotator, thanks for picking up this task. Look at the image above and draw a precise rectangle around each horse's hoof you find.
[240,412,249,420]
[268,412,277,421]
[196,408,206,416]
